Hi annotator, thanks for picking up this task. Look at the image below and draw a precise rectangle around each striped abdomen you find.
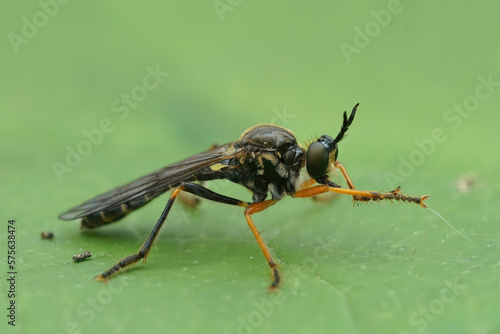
[80,186,174,229]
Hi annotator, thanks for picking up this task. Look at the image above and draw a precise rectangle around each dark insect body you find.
[59,104,428,290]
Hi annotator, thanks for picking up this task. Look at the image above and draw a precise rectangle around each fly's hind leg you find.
[178,143,222,209]
[178,181,206,208]
[95,183,248,282]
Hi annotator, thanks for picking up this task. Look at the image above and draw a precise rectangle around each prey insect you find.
[59,103,428,290]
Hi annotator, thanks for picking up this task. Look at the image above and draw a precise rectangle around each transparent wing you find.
[59,144,244,220]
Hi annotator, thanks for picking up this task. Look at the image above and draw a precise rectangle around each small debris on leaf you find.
[41,231,54,239]
[456,173,475,193]
[73,251,92,262]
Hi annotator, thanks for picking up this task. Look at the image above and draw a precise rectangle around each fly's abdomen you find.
[80,188,169,229]
[75,167,228,229]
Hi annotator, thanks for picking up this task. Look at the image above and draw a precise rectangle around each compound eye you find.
[306,142,329,179]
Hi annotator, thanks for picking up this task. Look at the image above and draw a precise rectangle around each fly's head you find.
[306,103,358,181]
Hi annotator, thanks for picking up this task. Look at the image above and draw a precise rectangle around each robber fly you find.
[59,103,428,290]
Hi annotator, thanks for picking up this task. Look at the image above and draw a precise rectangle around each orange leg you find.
[300,162,357,191]
[244,200,280,290]
[334,161,356,190]
[300,161,359,201]
[300,161,427,206]
[295,185,429,208]
[334,161,365,201]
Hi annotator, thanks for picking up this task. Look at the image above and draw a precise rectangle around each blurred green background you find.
[1,1,499,334]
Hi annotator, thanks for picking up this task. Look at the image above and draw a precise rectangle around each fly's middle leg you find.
[243,200,280,290]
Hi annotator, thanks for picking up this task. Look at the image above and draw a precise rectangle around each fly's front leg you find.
[334,162,355,190]
[334,161,366,202]
[294,185,429,208]
[95,183,249,282]
[299,162,360,202]
[330,161,395,203]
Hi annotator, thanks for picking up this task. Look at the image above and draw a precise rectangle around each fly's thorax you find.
[234,124,306,201]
